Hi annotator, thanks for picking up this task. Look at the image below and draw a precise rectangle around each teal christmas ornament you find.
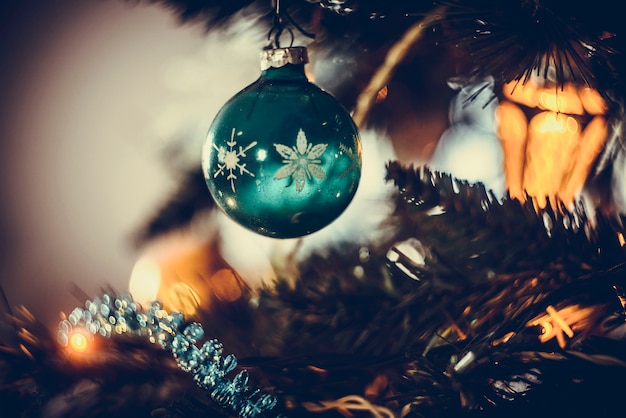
[202,47,362,238]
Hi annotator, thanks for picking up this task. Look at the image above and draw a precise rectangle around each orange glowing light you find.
[497,78,608,208]
[561,115,608,203]
[19,344,34,360]
[491,331,516,346]
[165,281,201,316]
[130,232,249,319]
[497,100,528,201]
[523,111,580,208]
[376,85,388,103]
[69,332,89,353]
[502,80,538,108]
[545,305,574,338]
[537,83,584,115]
[211,268,244,302]
[578,87,607,115]
[527,304,599,349]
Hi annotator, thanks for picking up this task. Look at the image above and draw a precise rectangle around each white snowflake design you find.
[273,129,328,192]
[213,128,257,192]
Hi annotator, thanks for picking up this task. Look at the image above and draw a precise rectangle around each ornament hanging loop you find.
[266,0,315,49]
[267,22,295,49]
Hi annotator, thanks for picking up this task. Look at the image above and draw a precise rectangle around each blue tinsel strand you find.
[57,293,279,418]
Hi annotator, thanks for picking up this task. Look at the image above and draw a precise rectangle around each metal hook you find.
[272,0,284,30]
[267,25,295,49]
[266,0,315,49]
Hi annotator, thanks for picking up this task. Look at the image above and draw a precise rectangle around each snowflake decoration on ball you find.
[213,128,257,192]
[274,129,327,192]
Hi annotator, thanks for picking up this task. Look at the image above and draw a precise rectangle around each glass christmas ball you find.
[202,47,362,238]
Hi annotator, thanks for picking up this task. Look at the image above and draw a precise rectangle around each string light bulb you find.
[68,330,89,353]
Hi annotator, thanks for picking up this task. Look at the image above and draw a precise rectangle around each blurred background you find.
[0,0,266,329]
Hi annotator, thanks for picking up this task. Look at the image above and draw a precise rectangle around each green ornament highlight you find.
[202,47,362,238]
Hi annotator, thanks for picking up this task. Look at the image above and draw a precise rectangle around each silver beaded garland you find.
[57,293,279,418]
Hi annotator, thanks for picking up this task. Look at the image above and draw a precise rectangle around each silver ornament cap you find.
[260,47,308,70]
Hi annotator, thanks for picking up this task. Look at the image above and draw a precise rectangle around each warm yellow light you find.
[524,111,580,208]
[69,332,89,353]
[527,304,598,349]
[561,115,608,203]
[578,87,608,115]
[531,112,579,135]
[538,83,584,115]
[211,268,244,302]
[496,101,528,200]
[164,281,201,316]
[502,80,538,108]
[498,78,607,208]
[491,331,516,346]
[129,231,253,319]
[129,233,211,317]
[129,256,162,308]
[546,305,574,338]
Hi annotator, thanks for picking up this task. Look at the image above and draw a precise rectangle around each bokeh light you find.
[68,330,89,353]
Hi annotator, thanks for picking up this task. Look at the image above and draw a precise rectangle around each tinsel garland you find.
[56,294,279,418]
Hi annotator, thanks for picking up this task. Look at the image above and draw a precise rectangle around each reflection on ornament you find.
[497,72,608,208]
[202,46,362,238]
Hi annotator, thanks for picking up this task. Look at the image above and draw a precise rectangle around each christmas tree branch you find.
[351,5,447,128]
